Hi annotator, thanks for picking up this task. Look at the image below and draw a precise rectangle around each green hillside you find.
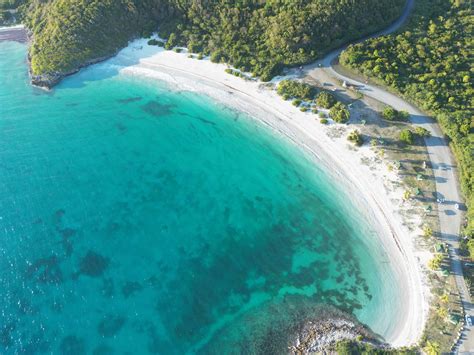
[20,0,405,85]
[340,0,474,243]
[22,0,171,84]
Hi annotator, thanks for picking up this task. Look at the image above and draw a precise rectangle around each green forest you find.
[22,0,171,78]
[340,0,473,245]
[19,0,405,83]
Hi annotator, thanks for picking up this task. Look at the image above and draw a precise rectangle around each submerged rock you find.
[79,251,109,277]
[26,255,63,284]
[98,315,126,337]
[59,335,85,355]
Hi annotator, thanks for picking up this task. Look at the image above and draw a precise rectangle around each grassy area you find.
[422,269,463,353]
[347,96,462,353]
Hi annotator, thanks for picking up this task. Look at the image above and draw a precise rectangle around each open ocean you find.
[0,41,400,354]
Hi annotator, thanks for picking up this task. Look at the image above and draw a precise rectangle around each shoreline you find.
[111,39,430,347]
[118,41,428,346]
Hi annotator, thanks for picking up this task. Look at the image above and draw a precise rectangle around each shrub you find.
[316,91,336,109]
[399,129,414,144]
[142,30,153,38]
[292,99,302,107]
[423,225,433,238]
[329,102,350,123]
[347,130,363,146]
[414,126,431,137]
[277,80,316,101]
[300,107,309,112]
[318,112,326,118]
[399,110,410,121]
[197,53,204,60]
[320,118,328,124]
[260,71,272,82]
[210,50,224,63]
[173,47,182,53]
[428,254,443,270]
[164,33,177,50]
[382,106,410,121]
[382,106,398,121]
[147,39,164,46]
[187,40,202,53]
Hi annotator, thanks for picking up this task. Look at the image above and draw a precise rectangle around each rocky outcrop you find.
[30,72,66,89]
[29,54,116,89]
[288,307,385,354]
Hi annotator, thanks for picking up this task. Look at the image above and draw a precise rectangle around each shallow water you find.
[0,41,399,354]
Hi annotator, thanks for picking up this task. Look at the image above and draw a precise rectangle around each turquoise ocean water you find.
[0,41,400,354]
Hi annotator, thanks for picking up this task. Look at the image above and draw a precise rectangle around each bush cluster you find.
[329,102,350,123]
[277,80,317,101]
[381,106,409,121]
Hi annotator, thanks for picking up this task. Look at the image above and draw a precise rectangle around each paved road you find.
[303,0,472,352]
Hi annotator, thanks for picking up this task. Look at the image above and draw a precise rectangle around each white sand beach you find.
[115,38,430,347]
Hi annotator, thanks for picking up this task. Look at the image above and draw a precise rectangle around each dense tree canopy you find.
[22,0,170,77]
[340,0,474,240]
[316,91,336,109]
[277,80,317,101]
[20,0,405,82]
[159,0,406,80]
[329,102,350,123]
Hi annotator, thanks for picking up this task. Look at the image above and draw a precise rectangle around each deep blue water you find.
[0,41,399,354]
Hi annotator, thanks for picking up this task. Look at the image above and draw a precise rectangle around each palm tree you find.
[423,340,441,355]
[440,293,449,303]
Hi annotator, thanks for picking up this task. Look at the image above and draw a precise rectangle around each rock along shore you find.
[288,306,385,354]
